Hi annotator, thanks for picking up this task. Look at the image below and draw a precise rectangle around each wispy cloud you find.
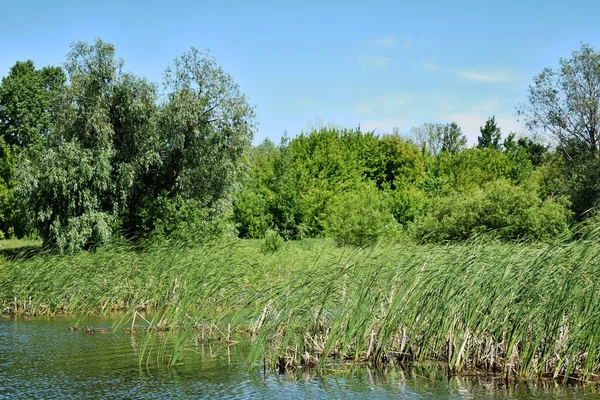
[353,92,460,116]
[352,95,408,115]
[357,55,392,69]
[367,35,396,48]
[421,62,441,72]
[402,35,414,50]
[470,98,501,113]
[296,98,315,106]
[458,67,518,83]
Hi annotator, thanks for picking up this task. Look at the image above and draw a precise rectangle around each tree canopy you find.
[519,43,600,217]
[12,39,255,250]
[0,39,597,248]
[478,116,502,150]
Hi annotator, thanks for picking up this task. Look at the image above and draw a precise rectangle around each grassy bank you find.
[2,237,600,381]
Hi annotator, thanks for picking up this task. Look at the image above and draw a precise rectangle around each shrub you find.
[261,229,285,253]
[137,196,236,245]
[385,183,427,225]
[413,179,571,242]
[326,181,397,247]
[233,189,273,238]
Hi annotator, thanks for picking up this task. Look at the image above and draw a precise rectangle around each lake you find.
[0,315,596,399]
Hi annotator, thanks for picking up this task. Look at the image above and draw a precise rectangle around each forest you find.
[1,39,599,252]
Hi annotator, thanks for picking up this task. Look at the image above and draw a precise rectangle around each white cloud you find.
[367,35,396,49]
[458,67,518,83]
[357,55,392,69]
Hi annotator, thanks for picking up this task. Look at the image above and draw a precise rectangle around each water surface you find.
[0,315,597,399]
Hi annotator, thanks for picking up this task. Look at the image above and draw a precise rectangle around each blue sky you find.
[2,0,599,144]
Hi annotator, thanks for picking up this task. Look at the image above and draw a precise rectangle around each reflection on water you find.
[0,315,597,399]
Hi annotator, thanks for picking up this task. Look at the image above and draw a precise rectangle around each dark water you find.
[0,315,598,399]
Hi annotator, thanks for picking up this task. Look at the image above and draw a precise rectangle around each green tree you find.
[131,48,256,240]
[0,60,66,148]
[517,137,548,167]
[413,179,571,242]
[326,180,397,247]
[156,48,255,201]
[0,60,66,238]
[478,116,501,150]
[519,43,600,217]
[18,39,159,250]
[0,140,19,238]
[371,134,425,189]
[427,148,533,194]
[503,132,517,153]
[441,122,467,154]
[17,141,116,252]
[520,43,600,156]
[233,139,279,238]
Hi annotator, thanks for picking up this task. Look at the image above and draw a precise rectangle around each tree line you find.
[1,39,599,250]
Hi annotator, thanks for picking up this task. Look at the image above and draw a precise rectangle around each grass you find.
[2,235,600,381]
[0,238,42,261]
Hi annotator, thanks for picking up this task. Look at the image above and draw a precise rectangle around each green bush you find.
[233,188,273,238]
[327,182,397,247]
[137,196,236,245]
[385,183,427,225]
[413,179,571,242]
[261,229,285,253]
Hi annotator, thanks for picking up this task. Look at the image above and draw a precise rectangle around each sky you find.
[2,0,600,145]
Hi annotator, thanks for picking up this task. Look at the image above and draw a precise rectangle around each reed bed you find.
[2,236,600,380]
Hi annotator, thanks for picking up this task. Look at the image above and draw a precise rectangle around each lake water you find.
[0,315,597,399]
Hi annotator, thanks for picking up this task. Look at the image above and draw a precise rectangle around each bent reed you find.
[2,234,600,381]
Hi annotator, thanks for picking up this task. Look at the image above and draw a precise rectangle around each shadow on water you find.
[1,315,599,399]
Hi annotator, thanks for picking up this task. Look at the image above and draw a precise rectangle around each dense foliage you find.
[3,39,254,251]
[2,40,600,249]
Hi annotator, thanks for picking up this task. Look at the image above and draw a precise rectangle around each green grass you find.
[2,236,600,381]
[0,238,42,260]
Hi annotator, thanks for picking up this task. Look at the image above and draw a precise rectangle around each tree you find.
[410,122,466,156]
[0,60,66,238]
[519,43,600,217]
[441,122,467,154]
[503,132,517,153]
[18,39,160,250]
[517,137,548,167]
[129,48,256,240]
[18,40,256,250]
[519,43,600,158]
[153,48,255,202]
[410,123,443,155]
[0,60,66,148]
[478,116,501,150]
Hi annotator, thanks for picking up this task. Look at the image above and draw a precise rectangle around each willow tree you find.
[17,39,159,251]
[130,48,256,240]
[17,40,255,250]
